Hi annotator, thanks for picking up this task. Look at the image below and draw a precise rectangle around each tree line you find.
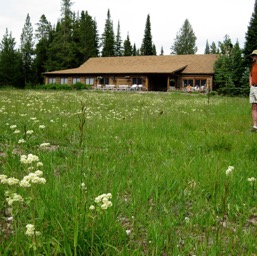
[0,0,257,94]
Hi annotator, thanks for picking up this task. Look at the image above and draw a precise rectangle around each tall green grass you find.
[0,89,256,255]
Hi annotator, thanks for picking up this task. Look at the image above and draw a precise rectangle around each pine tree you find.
[171,19,197,55]
[35,14,52,41]
[101,9,115,57]
[244,0,257,66]
[210,42,218,54]
[160,46,164,55]
[123,34,132,56]
[74,11,99,64]
[214,36,245,92]
[140,14,154,55]
[132,44,138,56]
[20,13,34,85]
[0,29,23,87]
[204,40,210,54]
[115,21,123,56]
[34,15,52,83]
[230,41,245,87]
[46,0,76,70]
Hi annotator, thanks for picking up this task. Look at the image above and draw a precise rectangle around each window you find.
[85,77,94,85]
[132,78,142,85]
[60,78,68,84]
[183,79,193,87]
[48,78,56,84]
[72,77,80,84]
[195,79,206,86]
[99,77,109,85]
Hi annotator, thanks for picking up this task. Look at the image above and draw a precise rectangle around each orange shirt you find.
[251,62,257,85]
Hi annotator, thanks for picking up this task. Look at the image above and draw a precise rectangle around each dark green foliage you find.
[123,34,133,56]
[214,35,247,94]
[114,21,123,56]
[243,0,257,67]
[140,14,155,56]
[210,42,219,54]
[34,15,52,84]
[74,11,99,64]
[20,13,34,85]
[204,40,210,54]
[0,29,23,87]
[101,9,115,57]
[171,19,197,55]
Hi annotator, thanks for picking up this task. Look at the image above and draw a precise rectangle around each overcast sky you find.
[0,0,255,55]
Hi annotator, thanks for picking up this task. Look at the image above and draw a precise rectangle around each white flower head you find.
[40,143,50,148]
[25,224,40,236]
[26,130,34,135]
[247,177,256,183]
[126,229,131,235]
[37,162,43,167]
[226,166,234,176]
[89,205,95,211]
[18,139,26,144]
[7,177,20,185]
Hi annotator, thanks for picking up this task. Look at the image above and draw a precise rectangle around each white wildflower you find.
[36,162,43,167]
[26,130,34,135]
[89,205,95,210]
[94,193,113,210]
[19,179,31,187]
[185,217,190,224]
[0,174,8,183]
[18,139,26,144]
[25,224,40,236]
[34,170,43,177]
[40,143,50,148]
[13,129,20,134]
[6,193,23,205]
[126,229,131,235]
[39,125,45,129]
[20,154,39,164]
[247,177,256,183]
[7,177,20,185]
[226,166,234,176]
[10,125,17,129]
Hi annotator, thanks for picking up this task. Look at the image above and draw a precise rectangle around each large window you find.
[195,79,206,86]
[183,79,193,87]
[99,77,109,85]
[48,78,56,84]
[85,77,94,85]
[60,77,68,84]
[72,77,80,84]
[132,77,143,85]
[183,79,207,87]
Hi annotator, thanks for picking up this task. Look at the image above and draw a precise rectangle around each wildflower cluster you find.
[0,151,46,245]
[20,170,46,187]
[225,166,234,176]
[247,177,256,183]
[25,224,41,237]
[0,175,19,185]
[90,193,113,211]
[20,154,39,164]
[5,191,24,206]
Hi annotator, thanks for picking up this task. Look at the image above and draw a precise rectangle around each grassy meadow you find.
[0,89,257,255]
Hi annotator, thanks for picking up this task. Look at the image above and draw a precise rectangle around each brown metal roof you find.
[44,54,219,75]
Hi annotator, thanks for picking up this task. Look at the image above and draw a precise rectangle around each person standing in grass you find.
[249,50,257,132]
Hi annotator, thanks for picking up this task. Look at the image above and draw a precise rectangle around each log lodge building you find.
[43,54,219,92]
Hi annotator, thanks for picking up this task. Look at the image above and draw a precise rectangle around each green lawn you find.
[0,89,256,255]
